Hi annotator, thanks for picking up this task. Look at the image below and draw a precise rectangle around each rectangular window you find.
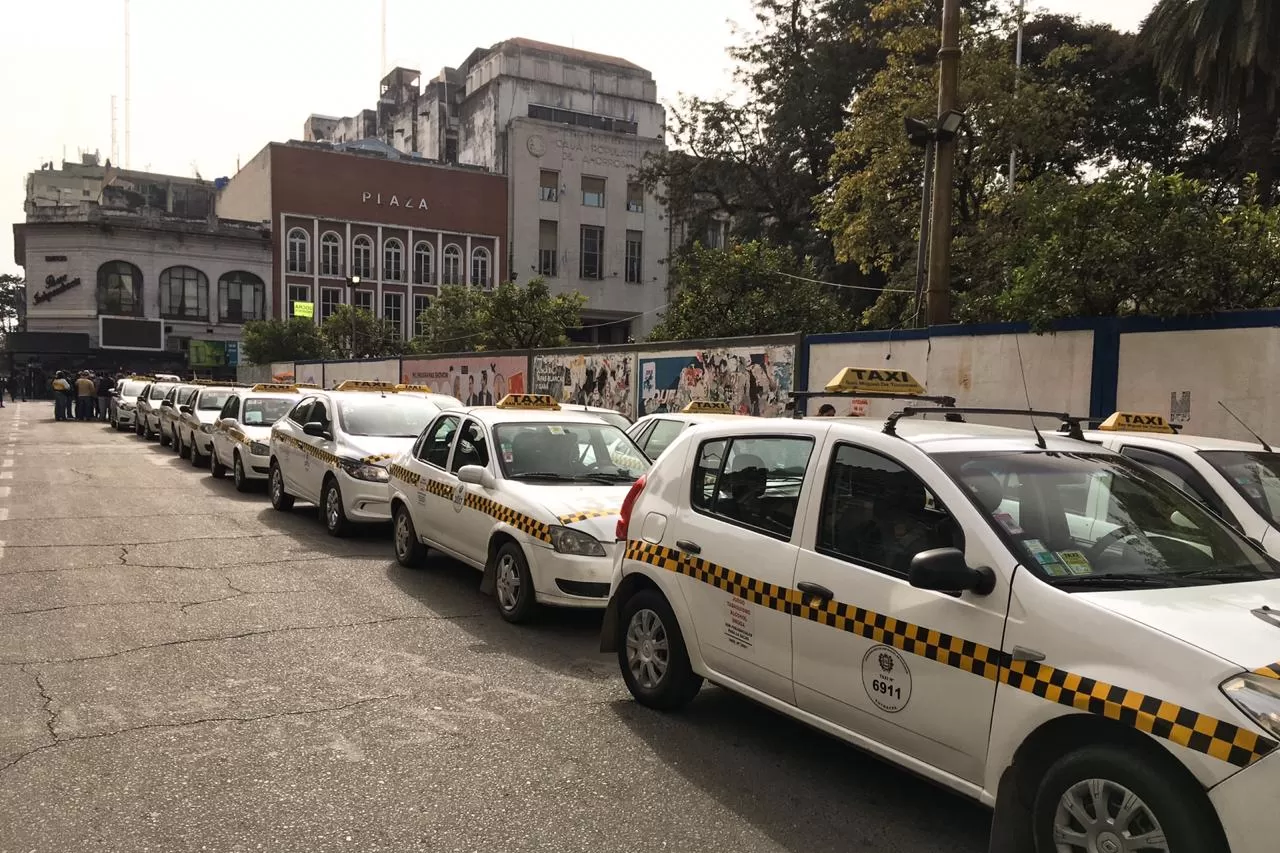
[539,170,559,202]
[581,176,605,208]
[580,226,604,280]
[706,221,727,250]
[627,182,644,213]
[539,220,558,277]
[692,436,814,539]
[352,289,373,312]
[320,236,342,276]
[527,104,638,135]
[625,230,643,283]
[287,284,311,318]
[320,287,342,322]
[413,294,430,337]
[383,292,403,337]
[218,276,265,323]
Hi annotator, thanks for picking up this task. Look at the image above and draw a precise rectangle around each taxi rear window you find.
[691,436,813,540]
[149,384,174,399]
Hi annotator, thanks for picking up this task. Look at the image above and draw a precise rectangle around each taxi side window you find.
[1118,445,1237,526]
[288,399,314,425]
[817,444,963,578]
[418,415,459,469]
[691,436,813,540]
[309,400,330,426]
[183,389,199,405]
[220,396,238,420]
[642,419,685,458]
[450,419,490,472]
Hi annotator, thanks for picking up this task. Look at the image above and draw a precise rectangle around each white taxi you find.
[387,394,650,623]
[627,400,744,460]
[210,384,308,491]
[176,384,240,467]
[268,380,461,536]
[1076,411,1280,561]
[603,371,1280,853]
[158,383,199,449]
[135,380,178,439]
[110,375,152,432]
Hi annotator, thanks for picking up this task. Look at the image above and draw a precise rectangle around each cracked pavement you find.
[0,402,990,853]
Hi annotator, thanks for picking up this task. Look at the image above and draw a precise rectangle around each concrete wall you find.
[215,146,272,222]
[531,351,636,419]
[322,359,399,387]
[401,354,527,402]
[806,336,931,420]
[294,361,324,387]
[236,363,271,385]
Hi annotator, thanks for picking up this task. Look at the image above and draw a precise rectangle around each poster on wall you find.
[401,356,526,404]
[639,346,794,417]
[323,359,399,387]
[295,362,323,387]
[269,362,295,383]
[531,353,635,419]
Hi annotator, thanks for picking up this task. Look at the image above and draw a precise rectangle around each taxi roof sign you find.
[249,383,301,393]
[1099,412,1177,434]
[496,393,561,411]
[295,383,321,389]
[394,383,433,393]
[825,367,926,396]
[334,380,398,392]
[126,374,155,381]
[681,400,734,415]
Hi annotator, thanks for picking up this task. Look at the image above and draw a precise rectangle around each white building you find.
[304,38,670,342]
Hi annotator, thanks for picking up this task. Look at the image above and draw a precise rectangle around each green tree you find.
[648,241,857,341]
[240,317,332,364]
[321,305,405,358]
[1143,0,1280,204]
[409,284,491,354]
[0,274,25,336]
[484,278,586,350]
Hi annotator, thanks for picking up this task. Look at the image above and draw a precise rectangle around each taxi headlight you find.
[549,526,607,557]
[1221,673,1280,740]
[199,424,215,434]
[341,461,390,482]
[249,441,270,456]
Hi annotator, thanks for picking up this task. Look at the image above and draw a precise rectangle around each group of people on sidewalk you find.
[50,370,117,422]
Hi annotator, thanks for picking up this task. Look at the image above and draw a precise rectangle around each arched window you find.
[384,238,404,281]
[320,232,342,277]
[218,271,266,323]
[442,244,462,286]
[159,265,209,319]
[352,235,373,279]
[471,247,492,288]
[97,260,143,316]
[413,241,434,285]
[286,228,310,273]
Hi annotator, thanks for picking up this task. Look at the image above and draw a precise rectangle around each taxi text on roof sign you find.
[681,400,734,414]
[250,383,300,393]
[825,367,926,396]
[496,393,561,411]
[334,380,398,392]
[295,383,321,389]
[127,374,155,381]
[395,383,433,393]
[1099,411,1177,434]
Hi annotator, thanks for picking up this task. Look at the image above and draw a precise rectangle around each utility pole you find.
[1009,0,1026,193]
[124,0,131,169]
[926,0,962,326]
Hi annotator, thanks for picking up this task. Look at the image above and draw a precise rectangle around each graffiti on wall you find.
[639,346,794,417]
[531,353,636,419]
[401,356,526,405]
[1170,391,1192,423]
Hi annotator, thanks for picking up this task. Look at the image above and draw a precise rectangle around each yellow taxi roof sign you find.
[395,383,433,393]
[825,367,926,395]
[1099,412,1176,434]
[334,380,398,392]
[127,374,155,381]
[497,393,561,410]
[250,383,300,393]
[681,400,734,414]
[294,383,321,389]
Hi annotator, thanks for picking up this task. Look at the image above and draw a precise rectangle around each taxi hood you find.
[343,435,416,465]
[514,482,631,540]
[1086,579,1280,673]
[195,409,222,424]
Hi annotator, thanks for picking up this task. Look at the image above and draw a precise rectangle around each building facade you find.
[303,38,669,341]
[216,141,508,339]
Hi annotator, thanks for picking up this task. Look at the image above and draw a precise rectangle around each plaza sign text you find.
[361,192,429,210]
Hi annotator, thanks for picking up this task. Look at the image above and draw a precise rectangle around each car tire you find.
[1032,744,1227,853]
[159,425,171,447]
[210,450,226,479]
[269,462,294,511]
[135,419,144,437]
[177,431,190,458]
[233,453,251,493]
[492,541,537,624]
[190,437,206,467]
[321,477,350,538]
[617,589,703,711]
[393,503,428,568]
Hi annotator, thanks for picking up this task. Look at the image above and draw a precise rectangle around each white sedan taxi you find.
[177,384,239,467]
[627,400,742,460]
[603,404,1280,853]
[110,375,152,432]
[159,383,199,450]
[387,394,650,623]
[211,384,306,491]
[268,380,461,536]
[136,380,177,439]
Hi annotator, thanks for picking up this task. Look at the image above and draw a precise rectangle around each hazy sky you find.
[0,0,1155,276]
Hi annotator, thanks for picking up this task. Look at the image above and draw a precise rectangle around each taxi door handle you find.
[676,539,701,555]
[797,582,834,601]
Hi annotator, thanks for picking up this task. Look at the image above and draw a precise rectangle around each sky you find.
[0,0,1156,276]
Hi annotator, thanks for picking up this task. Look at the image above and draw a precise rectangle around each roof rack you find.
[1059,414,1184,435]
[884,406,1086,440]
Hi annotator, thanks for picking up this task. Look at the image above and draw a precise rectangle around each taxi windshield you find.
[149,383,174,400]
[1202,450,1280,527]
[493,422,648,482]
[242,398,294,426]
[936,450,1277,589]
[119,380,147,397]
[197,391,232,411]
[336,395,443,437]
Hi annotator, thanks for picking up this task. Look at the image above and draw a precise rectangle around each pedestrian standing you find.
[52,371,71,421]
[75,372,96,421]
[97,372,113,421]
[0,375,7,408]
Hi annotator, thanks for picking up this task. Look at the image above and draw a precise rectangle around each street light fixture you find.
[345,275,362,358]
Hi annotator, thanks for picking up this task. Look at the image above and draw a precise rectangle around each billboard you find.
[638,345,795,417]
[189,340,228,368]
[531,352,636,419]
[100,316,164,351]
[401,355,527,404]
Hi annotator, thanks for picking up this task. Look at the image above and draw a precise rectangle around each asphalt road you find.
[0,401,991,853]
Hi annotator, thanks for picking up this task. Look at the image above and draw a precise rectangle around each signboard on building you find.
[99,317,164,351]
[225,341,240,366]
[189,340,228,368]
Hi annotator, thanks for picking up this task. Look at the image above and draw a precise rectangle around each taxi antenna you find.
[1218,401,1272,452]
[1014,336,1047,449]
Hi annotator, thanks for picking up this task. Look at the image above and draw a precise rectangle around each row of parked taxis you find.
[106,368,1280,853]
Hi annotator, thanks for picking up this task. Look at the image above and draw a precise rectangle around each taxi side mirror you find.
[302,421,330,439]
[179,405,192,415]
[219,417,238,428]
[457,465,495,488]
[909,548,996,596]
[161,399,174,408]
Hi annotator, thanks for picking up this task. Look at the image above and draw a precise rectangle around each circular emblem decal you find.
[527,135,546,157]
[862,644,912,713]
[452,483,466,513]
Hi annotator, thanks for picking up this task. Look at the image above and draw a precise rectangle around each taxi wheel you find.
[210,451,226,479]
[321,478,350,538]
[1032,744,1226,853]
[393,504,427,568]
[269,463,294,511]
[159,426,171,447]
[233,454,252,492]
[618,589,702,711]
[493,542,537,623]
[177,431,191,459]
[190,438,206,468]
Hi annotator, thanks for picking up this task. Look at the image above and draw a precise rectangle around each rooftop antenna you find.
[380,0,387,76]
[1014,335,1047,449]
[1218,401,1273,452]
[110,95,119,166]
[124,0,132,169]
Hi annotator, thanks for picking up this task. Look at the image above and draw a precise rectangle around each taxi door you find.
[789,432,1011,785]
[275,397,314,494]
[407,414,464,557]
[295,396,337,502]
[212,394,240,468]
[446,417,498,565]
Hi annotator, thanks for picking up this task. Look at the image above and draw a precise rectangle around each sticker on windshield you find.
[1025,539,1069,576]
[1057,550,1093,575]
[993,511,1023,535]
[546,425,565,435]
[503,451,514,464]
[862,645,912,713]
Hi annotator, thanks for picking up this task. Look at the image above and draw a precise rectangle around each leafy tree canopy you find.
[241,317,332,365]
[321,305,405,359]
[409,279,586,353]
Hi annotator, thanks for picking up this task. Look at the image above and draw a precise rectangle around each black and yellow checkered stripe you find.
[271,432,340,467]
[625,541,1277,767]
[464,491,553,543]
[1254,662,1280,680]
[558,508,621,525]
[388,463,421,486]
[360,452,396,465]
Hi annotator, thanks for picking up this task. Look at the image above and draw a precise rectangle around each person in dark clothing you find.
[97,373,113,421]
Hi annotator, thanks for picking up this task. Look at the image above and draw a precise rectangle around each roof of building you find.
[495,37,647,73]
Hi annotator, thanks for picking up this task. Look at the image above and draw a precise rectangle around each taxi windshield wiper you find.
[508,471,576,481]
[1170,566,1273,582]
[1048,573,1183,589]
[574,472,637,483]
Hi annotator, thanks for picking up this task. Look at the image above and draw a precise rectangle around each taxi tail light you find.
[616,474,647,541]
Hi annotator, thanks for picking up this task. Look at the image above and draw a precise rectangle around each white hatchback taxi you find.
[603,380,1280,853]
[387,394,650,622]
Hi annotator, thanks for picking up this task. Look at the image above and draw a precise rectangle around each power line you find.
[775,270,916,294]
